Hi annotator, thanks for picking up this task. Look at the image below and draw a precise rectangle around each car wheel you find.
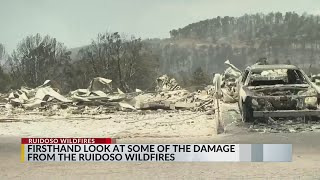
[241,101,253,122]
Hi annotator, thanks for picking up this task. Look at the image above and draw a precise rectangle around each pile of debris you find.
[126,74,215,111]
[131,89,214,111]
[155,74,181,92]
[221,60,241,103]
[2,75,216,113]
[249,118,320,133]
[6,80,71,110]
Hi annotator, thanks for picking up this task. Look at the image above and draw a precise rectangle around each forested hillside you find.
[156,12,320,83]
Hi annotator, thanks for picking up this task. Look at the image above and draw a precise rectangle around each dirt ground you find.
[0,110,217,138]
[0,102,320,179]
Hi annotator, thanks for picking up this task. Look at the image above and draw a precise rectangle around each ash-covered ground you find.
[1,102,320,179]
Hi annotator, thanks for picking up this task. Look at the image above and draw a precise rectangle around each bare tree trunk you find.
[90,56,99,77]
[117,53,124,90]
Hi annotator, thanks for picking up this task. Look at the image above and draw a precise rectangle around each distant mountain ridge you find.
[69,12,320,84]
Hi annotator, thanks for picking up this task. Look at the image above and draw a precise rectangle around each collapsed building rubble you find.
[129,89,214,111]
[88,77,113,92]
[7,80,71,109]
[221,60,241,103]
[155,74,181,92]
[2,75,216,113]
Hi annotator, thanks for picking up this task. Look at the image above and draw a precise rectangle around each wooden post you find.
[213,73,225,134]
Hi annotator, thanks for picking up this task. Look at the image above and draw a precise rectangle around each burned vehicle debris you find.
[238,64,320,122]
[311,74,320,86]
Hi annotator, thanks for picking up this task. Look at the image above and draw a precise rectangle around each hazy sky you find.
[1,0,320,51]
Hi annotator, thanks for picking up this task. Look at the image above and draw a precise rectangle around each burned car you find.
[238,64,320,122]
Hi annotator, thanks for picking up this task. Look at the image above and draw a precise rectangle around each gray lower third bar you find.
[239,144,252,162]
[251,144,264,162]
[263,144,292,162]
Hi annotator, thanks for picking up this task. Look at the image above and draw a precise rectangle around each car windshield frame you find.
[244,68,309,86]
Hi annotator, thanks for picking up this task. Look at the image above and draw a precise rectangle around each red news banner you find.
[21,138,115,144]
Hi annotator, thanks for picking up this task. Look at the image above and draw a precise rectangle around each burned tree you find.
[0,43,12,92]
[8,34,72,90]
[192,67,211,86]
[0,43,5,60]
[79,32,157,92]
